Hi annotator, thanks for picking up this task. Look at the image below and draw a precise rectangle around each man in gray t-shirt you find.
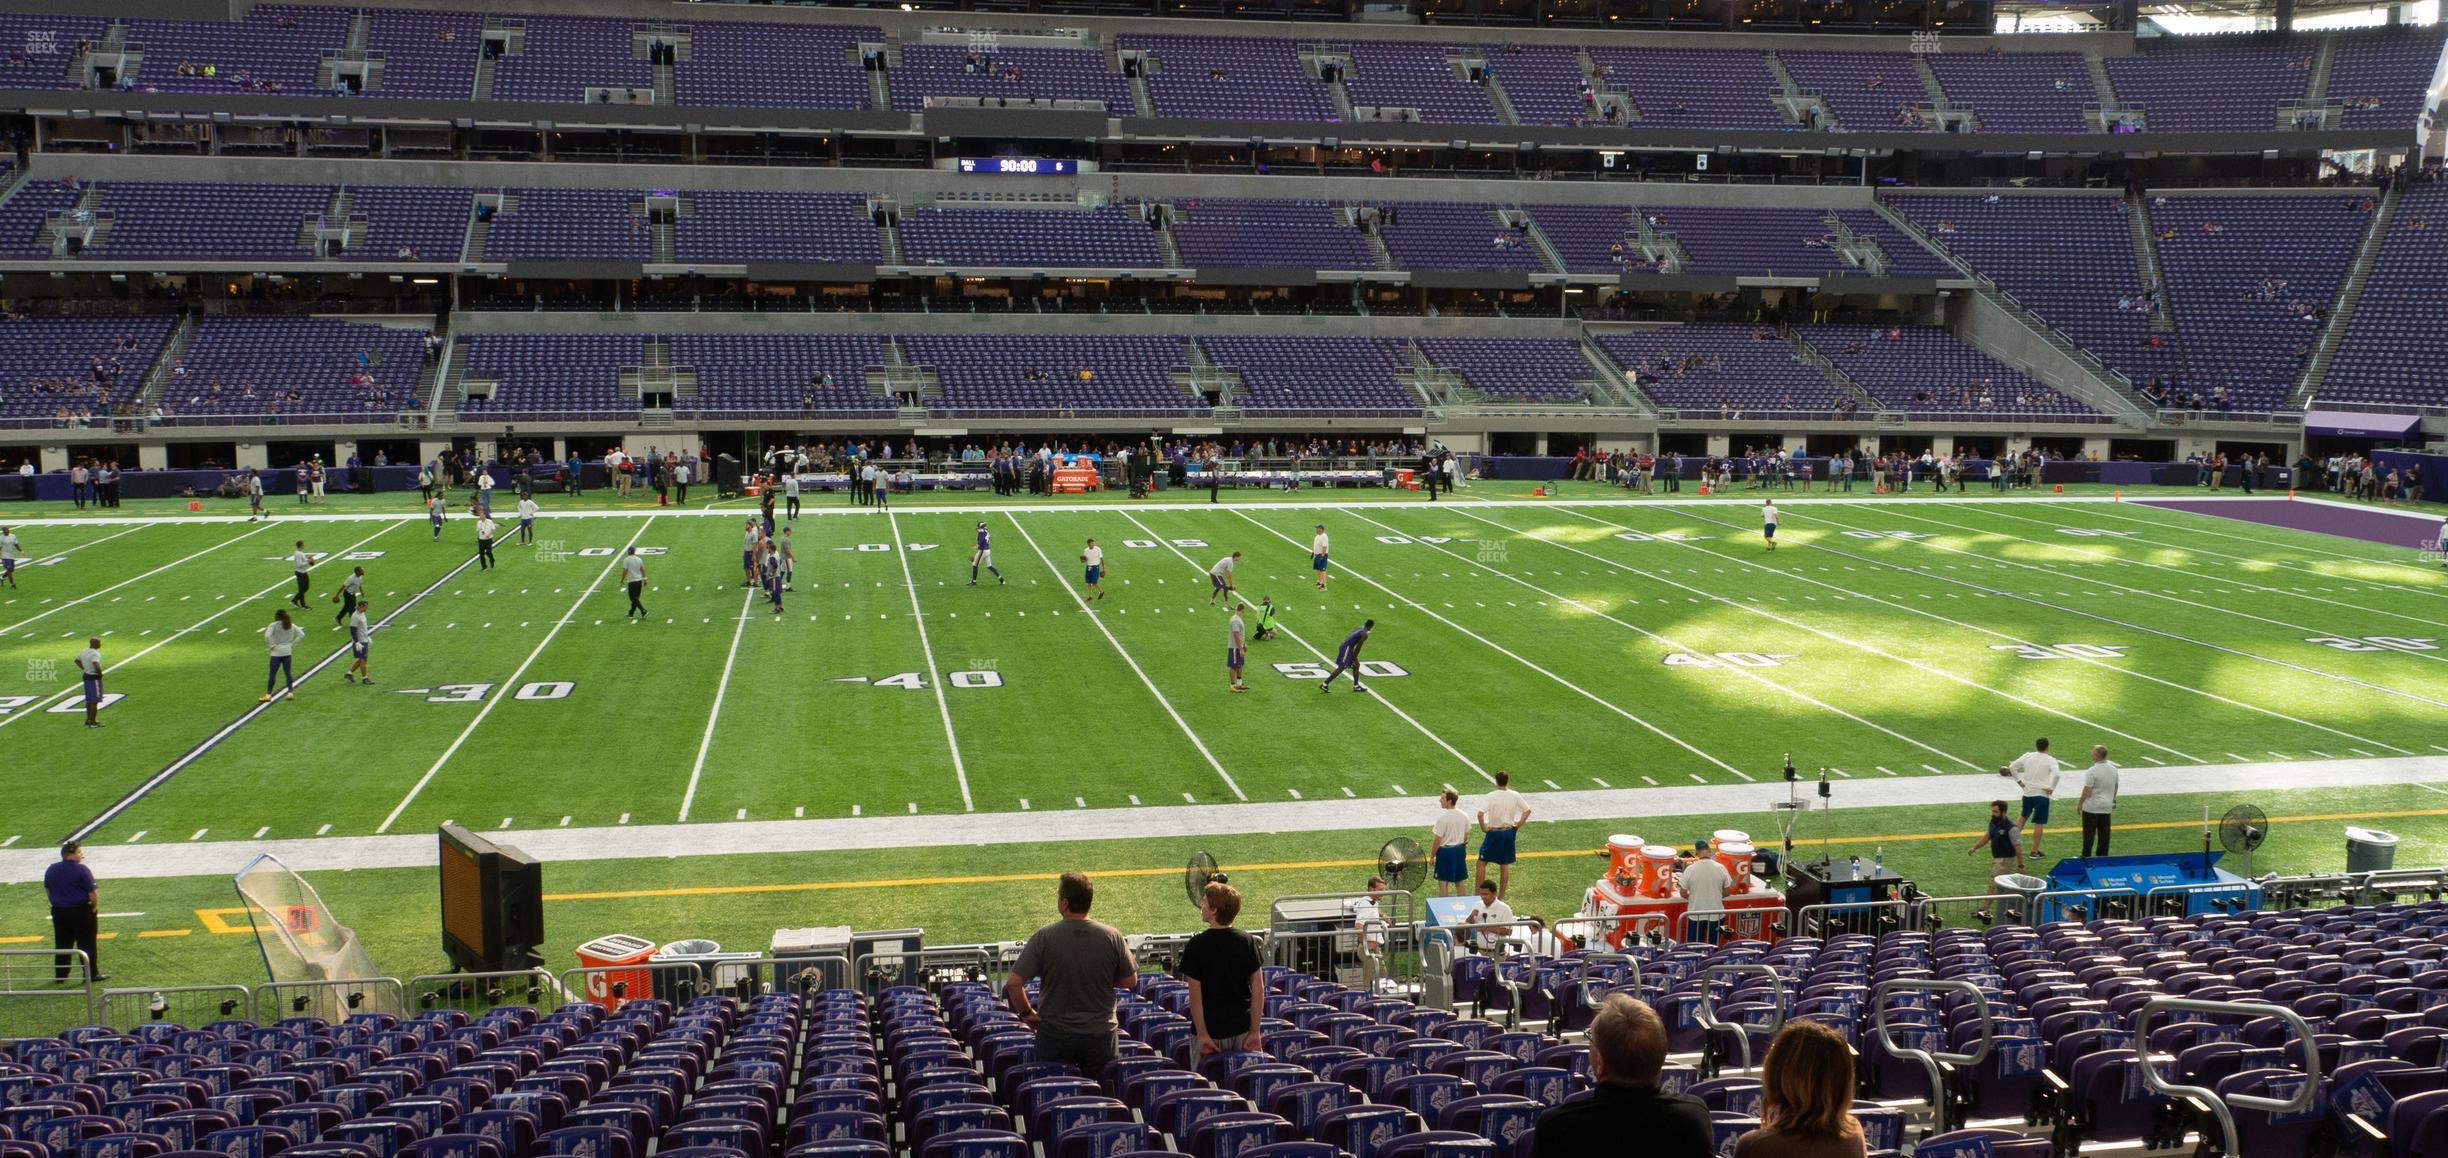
[1006,871,1138,1071]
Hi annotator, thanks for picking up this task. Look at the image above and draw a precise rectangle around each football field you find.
[3,486,2446,865]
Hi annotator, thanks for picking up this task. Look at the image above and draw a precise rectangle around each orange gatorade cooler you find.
[1717,841,1758,894]
[1637,846,1680,898]
[1605,835,1645,889]
[574,933,657,1010]
[1712,829,1751,848]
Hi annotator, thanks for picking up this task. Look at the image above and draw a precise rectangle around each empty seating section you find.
[122,6,346,95]
[173,318,428,417]
[461,333,642,420]
[1340,43,1497,123]
[84,182,331,260]
[1587,47,1786,129]
[350,186,474,262]
[1802,325,2096,415]
[2326,28,2448,129]
[1777,51,1930,131]
[1522,205,1650,274]
[483,190,649,262]
[677,22,874,110]
[675,193,880,264]
[1125,34,1337,121]
[363,10,481,100]
[0,15,103,91]
[490,17,649,104]
[1927,52,2094,133]
[1168,199,1375,270]
[0,179,91,258]
[1829,211,1957,279]
[1201,336,1420,414]
[1417,338,1594,403]
[1598,324,1849,412]
[0,317,171,422]
[2104,36,2311,131]
[1375,202,1546,272]
[667,334,892,418]
[1653,207,1853,277]
[1481,45,1594,126]
[897,205,1162,268]
[887,44,1131,112]
[903,335,1197,416]
[2145,195,2368,410]
[1885,193,2178,389]
[2321,182,2448,408]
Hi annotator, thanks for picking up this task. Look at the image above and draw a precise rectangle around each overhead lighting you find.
[410,277,439,285]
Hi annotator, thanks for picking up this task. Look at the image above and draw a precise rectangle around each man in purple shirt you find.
[45,841,101,982]
[1319,619,1375,694]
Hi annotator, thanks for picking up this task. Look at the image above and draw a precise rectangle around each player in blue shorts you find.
[74,637,104,728]
[426,494,446,541]
[1761,499,1780,552]
[1311,524,1331,591]
[970,522,1004,586]
[1208,551,1240,606]
[740,518,762,588]
[1432,788,1470,896]
[1080,538,1106,602]
[1320,618,1373,693]
[0,525,20,588]
[1227,603,1248,693]
[760,542,786,616]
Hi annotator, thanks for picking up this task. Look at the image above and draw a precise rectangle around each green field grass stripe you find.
[1004,511,1243,801]
[66,543,489,845]
[1807,503,2448,713]
[886,510,974,812]
[0,523,277,638]
[1659,503,2416,754]
[0,520,405,735]
[20,523,149,563]
[376,517,657,833]
[1354,506,1981,772]
[677,584,760,822]
[1231,508,1762,779]
[1117,509,1493,784]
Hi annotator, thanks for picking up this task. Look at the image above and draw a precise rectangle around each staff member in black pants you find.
[46,841,103,983]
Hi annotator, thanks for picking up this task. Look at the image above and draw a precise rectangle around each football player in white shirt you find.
[1431,789,1471,896]
[1207,552,1240,606]
[342,604,373,686]
[2002,737,2064,858]
[1761,500,1780,552]
[0,525,22,589]
[261,610,306,703]
[288,542,314,609]
[515,496,539,545]
[1475,770,1534,900]
[1080,538,1106,602]
[1311,524,1331,591]
[474,515,498,571]
[741,519,763,588]
[74,637,104,727]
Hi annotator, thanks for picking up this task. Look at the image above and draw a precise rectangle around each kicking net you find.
[233,853,399,1018]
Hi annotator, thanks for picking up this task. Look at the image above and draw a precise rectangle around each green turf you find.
[2,486,2446,1014]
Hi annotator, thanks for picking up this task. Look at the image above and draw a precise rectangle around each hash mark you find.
[252,827,269,838]
[316,824,332,836]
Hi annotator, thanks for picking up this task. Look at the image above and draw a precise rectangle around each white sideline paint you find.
[1004,513,1244,801]
[9,755,2442,884]
[377,518,654,833]
[0,523,274,638]
[887,511,974,812]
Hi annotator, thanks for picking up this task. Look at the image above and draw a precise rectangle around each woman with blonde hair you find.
[1734,1020,1864,1158]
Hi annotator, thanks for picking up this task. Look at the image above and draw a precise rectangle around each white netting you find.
[234,853,397,1017]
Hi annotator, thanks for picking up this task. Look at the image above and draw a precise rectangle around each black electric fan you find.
[1184,851,1228,908]
[2220,804,2268,876]
[1377,837,1427,893]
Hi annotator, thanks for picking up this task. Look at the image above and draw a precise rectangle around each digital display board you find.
[956,157,1079,175]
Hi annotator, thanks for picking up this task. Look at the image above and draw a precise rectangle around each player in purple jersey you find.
[1320,618,1374,693]
[969,522,1004,586]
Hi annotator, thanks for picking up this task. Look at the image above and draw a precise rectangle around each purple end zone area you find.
[2136,498,2446,551]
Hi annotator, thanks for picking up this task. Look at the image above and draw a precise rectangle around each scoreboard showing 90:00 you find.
[955,157,1080,175]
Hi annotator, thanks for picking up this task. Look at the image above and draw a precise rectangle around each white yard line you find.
[1448,505,2194,764]
[377,518,654,833]
[887,511,974,812]
[0,523,276,638]
[69,547,487,845]
[1658,505,2415,755]
[1810,504,2448,711]
[676,587,758,822]
[0,522,404,732]
[1119,510,1493,784]
[18,753,2443,882]
[18,523,149,565]
[1007,512,1244,801]
[1232,508,1756,780]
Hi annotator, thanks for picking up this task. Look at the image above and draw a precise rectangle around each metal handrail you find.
[2133,997,2319,1151]
[255,976,405,1022]
[1552,912,1671,952]
[1793,899,1913,939]
[1574,952,1643,1010]
[858,945,996,995]
[1695,962,1787,1075]
[1873,977,1995,1121]
[2034,885,2144,924]
[559,962,702,1011]
[2139,879,2263,916]
[406,969,559,1015]
[98,984,252,1030]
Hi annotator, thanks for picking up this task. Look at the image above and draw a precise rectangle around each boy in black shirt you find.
[1177,882,1263,1057]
